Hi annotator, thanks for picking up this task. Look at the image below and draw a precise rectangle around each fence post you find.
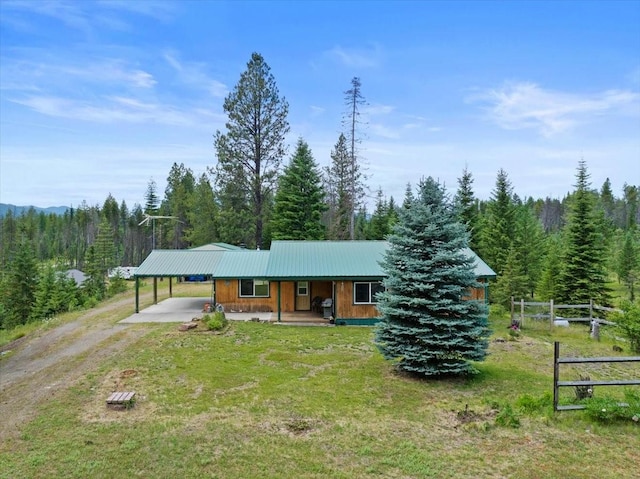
[510,296,515,325]
[520,298,525,329]
[553,341,560,412]
[590,319,600,341]
[589,299,593,322]
[550,299,554,331]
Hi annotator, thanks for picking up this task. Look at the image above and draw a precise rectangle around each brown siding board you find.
[334,281,380,319]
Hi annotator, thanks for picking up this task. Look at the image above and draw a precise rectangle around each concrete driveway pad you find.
[120,297,272,323]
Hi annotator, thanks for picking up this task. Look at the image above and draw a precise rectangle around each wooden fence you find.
[553,341,640,411]
[510,298,620,330]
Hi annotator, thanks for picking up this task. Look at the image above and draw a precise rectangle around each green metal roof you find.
[216,251,270,278]
[189,242,244,251]
[135,249,269,278]
[135,250,225,277]
[266,241,387,280]
[134,241,495,280]
[464,247,496,278]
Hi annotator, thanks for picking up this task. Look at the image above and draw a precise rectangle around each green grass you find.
[1,282,638,478]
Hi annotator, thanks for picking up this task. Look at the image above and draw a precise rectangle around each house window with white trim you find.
[353,282,384,304]
[239,279,270,297]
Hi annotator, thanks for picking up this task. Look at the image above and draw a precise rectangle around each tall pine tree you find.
[3,240,38,327]
[557,160,610,305]
[186,174,220,247]
[213,52,289,249]
[271,139,325,240]
[375,178,490,377]
[454,166,480,250]
[324,133,355,240]
[479,169,516,276]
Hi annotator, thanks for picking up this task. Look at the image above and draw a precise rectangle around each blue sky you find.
[1,0,639,209]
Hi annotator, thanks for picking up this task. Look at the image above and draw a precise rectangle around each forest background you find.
[0,54,638,331]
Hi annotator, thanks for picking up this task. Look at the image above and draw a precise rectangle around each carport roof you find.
[135,249,269,278]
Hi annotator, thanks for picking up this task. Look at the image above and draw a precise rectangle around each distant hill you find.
[0,203,69,217]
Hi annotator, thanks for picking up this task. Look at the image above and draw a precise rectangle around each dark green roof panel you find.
[135,250,225,277]
[266,241,387,279]
[216,251,270,278]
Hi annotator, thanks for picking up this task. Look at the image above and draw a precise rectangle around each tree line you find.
[0,52,638,329]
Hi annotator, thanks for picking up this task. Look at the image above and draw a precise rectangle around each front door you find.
[295,281,310,310]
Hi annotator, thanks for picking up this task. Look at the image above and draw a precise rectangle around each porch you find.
[121,297,330,325]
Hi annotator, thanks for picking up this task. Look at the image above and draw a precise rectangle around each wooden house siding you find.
[334,281,379,320]
[213,278,487,317]
[214,279,275,312]
[465,279,488,302]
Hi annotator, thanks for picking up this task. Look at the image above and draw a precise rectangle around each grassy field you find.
[1,283,639,478]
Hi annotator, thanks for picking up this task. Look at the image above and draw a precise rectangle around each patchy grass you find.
[1,307,638,479]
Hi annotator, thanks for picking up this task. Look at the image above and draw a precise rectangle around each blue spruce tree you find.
[375,177,490,377]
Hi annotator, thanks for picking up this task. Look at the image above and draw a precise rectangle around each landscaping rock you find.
[179,323,198,331]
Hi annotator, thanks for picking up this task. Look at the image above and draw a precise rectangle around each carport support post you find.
[135,277,139,313]
[277,281,281,322]
[153,277,158,304]
[169,277,173,297]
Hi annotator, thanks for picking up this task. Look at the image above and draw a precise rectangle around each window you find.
[239,279,270,297]
[353,282,384,304]
[297,281,308,296]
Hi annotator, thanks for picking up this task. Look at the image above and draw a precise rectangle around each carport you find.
[133,250,225,313]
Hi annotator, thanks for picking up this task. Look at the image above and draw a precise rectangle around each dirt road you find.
[0,295,151,439]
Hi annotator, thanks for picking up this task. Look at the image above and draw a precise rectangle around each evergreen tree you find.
[144,178,160,215]
[31,264,57,321]
[513,203,545,298]
[623,183,638,230]
[162,163,195,249]
[479,169,516,275]
[492,246,529,308]
[342,77,368,239]
[367,188,391,240]
[186,174,220,247]
[213,52,290,249]
[1,210,18,270]
[387,196,399,230]
[324,133,355,240]
[216,163,254,247]
[557,161,610,305]
[3,240,38,327]
[599,178,615,224]
[537,234,562,301]
[617,230,638,301]
[375,178,490,377]
[83,245,106,301]
[272,139,325,240]
[454,166,479,250]
[84,218,116,300]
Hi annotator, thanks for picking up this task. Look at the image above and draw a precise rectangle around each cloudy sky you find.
[1,0,638,209]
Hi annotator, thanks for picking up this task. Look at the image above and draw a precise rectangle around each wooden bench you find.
[106,391,136,409]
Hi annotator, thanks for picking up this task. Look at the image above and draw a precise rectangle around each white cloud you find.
[370,123,400,139]
[0,56,156,91]
[363,103,395,116]
[164,51,228,98]
[310,105,325,116]
[1,0,175,34]
[325,45,382,68]
[471,81,640,137]
[10,94,221,127]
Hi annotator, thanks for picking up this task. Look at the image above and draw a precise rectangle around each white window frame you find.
[239,279,270,298]
[353,281,384,304]
[297,281,309,296]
